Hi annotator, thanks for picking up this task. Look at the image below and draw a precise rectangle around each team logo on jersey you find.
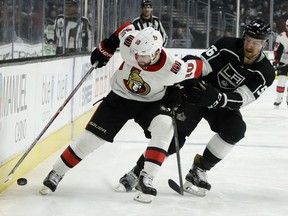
[123,67,151,95]
[176,112,186,121]
[170,60,182,74]
[217,63,245,89]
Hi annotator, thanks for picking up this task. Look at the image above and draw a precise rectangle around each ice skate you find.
[273,101,281,109]
[273,98,282,109]
[134,171,157,203]
[39,170,64,195]
[183,154,211,197]
[114,169,138,192]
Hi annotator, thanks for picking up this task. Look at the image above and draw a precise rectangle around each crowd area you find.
[0,1,43,44]
[0,0,288,56]
[212,0,288,34]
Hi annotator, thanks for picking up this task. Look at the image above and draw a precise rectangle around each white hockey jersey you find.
[274,31,288,64]
[110,25,203,102]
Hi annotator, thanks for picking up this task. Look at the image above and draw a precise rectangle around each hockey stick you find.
[4,62,98,184]
[168,108,184,195]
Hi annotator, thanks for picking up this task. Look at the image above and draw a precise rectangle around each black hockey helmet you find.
[244,19,271,40]
[65,0,78,5]
[141,0,152,8]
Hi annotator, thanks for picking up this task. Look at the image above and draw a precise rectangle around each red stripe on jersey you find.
[119,61,125,70]
[141,49,167,72]
[61,147,81,168]
[276,86,285,93]
[115,22,132,36]
[273,51,278,59]
[194,59,203,78]
[145,148,167,164]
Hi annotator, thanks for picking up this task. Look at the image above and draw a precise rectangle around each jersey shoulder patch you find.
[170,60,182,74]
[124,35,135,47]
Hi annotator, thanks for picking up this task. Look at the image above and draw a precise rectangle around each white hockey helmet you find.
[131,27,163,64]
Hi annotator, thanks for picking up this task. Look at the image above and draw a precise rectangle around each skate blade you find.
[39,185,52,195]
[183,181,207,197]
[134,192,154,203]
[274,105,280,109]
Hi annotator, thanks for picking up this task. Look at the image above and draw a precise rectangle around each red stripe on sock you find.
[145,149,166,165]
[61,147,81,167]
[276,86,285,93]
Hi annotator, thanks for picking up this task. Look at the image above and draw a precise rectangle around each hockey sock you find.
[201,134,234,170]
[54,130,106,175]
[143,114,172,177]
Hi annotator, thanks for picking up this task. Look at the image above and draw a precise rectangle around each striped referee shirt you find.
[132,15,168,47]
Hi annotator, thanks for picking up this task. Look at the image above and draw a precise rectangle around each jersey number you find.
[205,45,218,57]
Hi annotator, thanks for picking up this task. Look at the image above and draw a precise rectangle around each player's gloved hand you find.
[162,84,185,109]
[90,41,113,68]
[185,79,225,109]
[183,79,205,104]
[272,61,279,71]
[197,83,225,109]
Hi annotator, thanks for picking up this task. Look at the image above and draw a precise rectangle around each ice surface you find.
[1,80,287,216]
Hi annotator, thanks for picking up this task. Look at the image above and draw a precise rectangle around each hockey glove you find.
[272,61,279,71]
[90,41,113,68]
[185,80,225,109]
[162,84,185,109]
[182,79,205,104]
[274,63,288,76]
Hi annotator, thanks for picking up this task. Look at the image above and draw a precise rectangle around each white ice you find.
[1,80,288,216]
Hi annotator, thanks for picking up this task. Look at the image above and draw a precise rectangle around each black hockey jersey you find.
[200,37,275,109]
[132,15,168,47]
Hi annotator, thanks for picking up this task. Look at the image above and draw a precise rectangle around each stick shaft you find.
[171,108,184,195]
[5,64,96,180]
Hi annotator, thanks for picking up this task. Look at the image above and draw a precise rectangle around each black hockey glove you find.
[90,41,113,68]
[182,79,205,104]
[272,61,279,71]
[162,84,185,109]
[273,62,288,76]
[185,80,225,109]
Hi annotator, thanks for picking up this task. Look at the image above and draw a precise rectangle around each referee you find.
[132,0,168,47]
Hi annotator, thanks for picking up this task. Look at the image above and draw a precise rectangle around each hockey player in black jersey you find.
[116,20,275,196]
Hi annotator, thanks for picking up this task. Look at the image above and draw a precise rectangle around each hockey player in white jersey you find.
[273,19,288,108]
[39,22,203,203]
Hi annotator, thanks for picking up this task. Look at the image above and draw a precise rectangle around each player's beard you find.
[138,60,151,68]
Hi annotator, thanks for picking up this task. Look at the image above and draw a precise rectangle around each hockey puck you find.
[17,178,27,186]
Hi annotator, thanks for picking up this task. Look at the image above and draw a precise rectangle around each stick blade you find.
[168,179,184,195]
[4,173,14,184]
